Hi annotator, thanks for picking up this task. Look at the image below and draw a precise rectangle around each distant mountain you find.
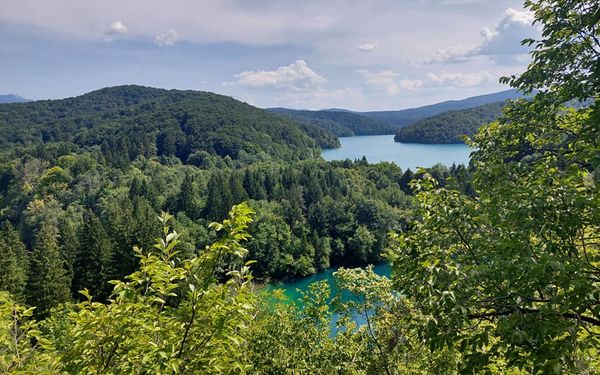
[319,108,355,113]
[362,89,526,126]
[268,108,398,136]
[394,102,505,144]
[0,94,30,104]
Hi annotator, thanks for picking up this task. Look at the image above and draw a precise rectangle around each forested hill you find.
[0,85,338,165]
[394,101,504,144]
[268,107,398,136]
[363,89,523,126]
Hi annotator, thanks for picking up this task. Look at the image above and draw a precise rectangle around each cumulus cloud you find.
[227,60,327,91]
[104,20,128,36]
[476,8,535,56]
[429,8,537,63]
[360,69,493,95]
[426,71,493,87]
[155,29,178,46]
[358,43,377,52]
[359,70,422,96]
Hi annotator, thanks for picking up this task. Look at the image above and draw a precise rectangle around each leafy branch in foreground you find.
[43,203,256,374]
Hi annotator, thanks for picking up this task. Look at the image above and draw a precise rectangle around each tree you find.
[348,225,375,264]
[175,172,200,219]
[389,0,600,372]
[204,170,234,221]
[27,222,70,317]
[58,205,256,373]
[0,223,29,301]
[72,210,112,300]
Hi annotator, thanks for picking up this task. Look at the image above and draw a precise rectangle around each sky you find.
[0,0,539,111]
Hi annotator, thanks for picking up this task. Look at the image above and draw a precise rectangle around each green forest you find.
[394,102,505,144]
[268,108,399,137]
[1,0,599,373]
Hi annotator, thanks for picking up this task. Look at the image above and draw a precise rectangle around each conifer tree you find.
[176,172,199,219]
[229,170,248,205]
[27,221,70,317]
[72,211,112,300]
[0,222,29,301]
[58,218,79,291]
[205,171,233,221]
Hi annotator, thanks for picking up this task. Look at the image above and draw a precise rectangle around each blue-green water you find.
[322,135,472,170]
[266,264,391,330]
[268,263,390,302]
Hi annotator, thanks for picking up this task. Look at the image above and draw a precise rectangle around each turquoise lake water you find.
[265,263,391,329]
[321,135,473,170]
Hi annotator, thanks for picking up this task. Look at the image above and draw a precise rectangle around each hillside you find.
[363,89,523,126]
[0,94,30,104]
[394,101,504,144]
[268,108,398,136]
[0,85,334,164]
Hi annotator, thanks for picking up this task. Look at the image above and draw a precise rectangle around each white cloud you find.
[227,60,327,91]
[358,43,377,52]
[425,71,493,87]
[399,79,424,90]
[359,70,423,96]
[360,70,400,95]
[104,20,128,36]
[429,7,537,64]
[476,8,535,56]
[155,29,178,46]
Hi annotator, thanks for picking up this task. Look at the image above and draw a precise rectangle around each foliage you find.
[388,0,600,372]
[0,85,323,165]
[58,204,255,373]
[0,292,59,373]
[270,108,399,137]
[394,102,504,144]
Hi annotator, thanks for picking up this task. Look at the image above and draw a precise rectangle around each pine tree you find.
[58,218,79,291]
[205,171,233,221]
[72,211,112,300]
[27,221,70,317]
[229,171,248,205]
[0,222,29,301]
[176,173,199,219]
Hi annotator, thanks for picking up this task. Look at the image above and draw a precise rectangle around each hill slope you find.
[0,85,330,164]
[363,89,523,126]
[394,101,505,144]
[268,108,398,136]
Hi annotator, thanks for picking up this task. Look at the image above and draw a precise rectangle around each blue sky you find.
[0,0,538,110]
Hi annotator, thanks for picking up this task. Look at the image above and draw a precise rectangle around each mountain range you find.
[269,89,525,138]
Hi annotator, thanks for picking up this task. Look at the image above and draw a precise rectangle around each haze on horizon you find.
[0,0,538,111]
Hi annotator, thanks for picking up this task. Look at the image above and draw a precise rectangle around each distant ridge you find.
[268,108,396,136]
[269,89,528,136]
[0,94,30,104]
[361,89,526,126]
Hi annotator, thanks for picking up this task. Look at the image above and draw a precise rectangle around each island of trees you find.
[0,0,598,373]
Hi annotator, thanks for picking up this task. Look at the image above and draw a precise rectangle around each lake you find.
[321,134,473,170]
[265,263,391,330]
